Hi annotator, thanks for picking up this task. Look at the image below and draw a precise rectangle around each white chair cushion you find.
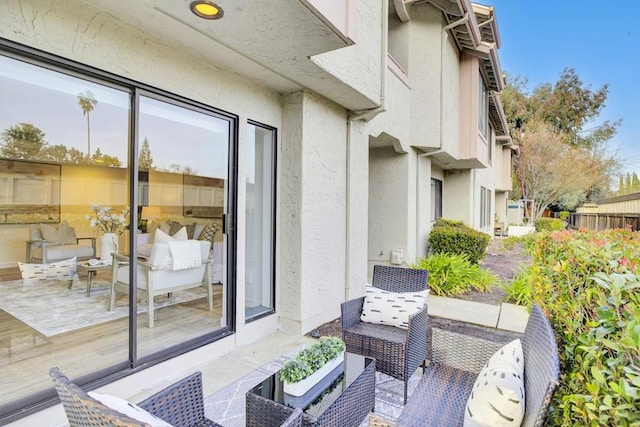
[463,339,525,427]
[360,284,429,329]
[88,392,173,427]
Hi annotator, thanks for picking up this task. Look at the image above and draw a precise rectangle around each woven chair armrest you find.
[341,296,365,330]
[368,412,396,427]
[429,328,503,373]
[406,304,428,355]
[138,372,217,426]
[281,407,303,427]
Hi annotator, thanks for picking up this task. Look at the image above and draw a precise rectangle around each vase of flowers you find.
[86,204,129,261]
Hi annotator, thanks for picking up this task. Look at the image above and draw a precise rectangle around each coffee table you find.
[76,261,112,297]
[246,353,375,427]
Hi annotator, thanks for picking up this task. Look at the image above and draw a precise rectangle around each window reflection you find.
[0,55,130,405]
[135,96,228,358]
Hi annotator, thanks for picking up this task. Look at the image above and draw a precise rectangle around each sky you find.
[487,0,640,175]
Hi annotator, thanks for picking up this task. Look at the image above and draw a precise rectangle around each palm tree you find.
[77,90,97,157]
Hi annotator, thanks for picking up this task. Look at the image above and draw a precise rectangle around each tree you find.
[515,121,612,220]
[633,172,640,193]
[502,69,622,215]
[138,138,154,170]
[77,90,97,156]
[1,123,47,159]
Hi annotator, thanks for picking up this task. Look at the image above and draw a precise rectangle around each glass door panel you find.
[135,95,229,358]
[0,54,130,406]
[245,123,275,320]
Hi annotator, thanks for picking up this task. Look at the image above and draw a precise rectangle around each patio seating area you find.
[50,296,531,427]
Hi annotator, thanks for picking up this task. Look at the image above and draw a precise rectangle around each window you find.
[0,49,236,420]
[480,186,492,228]
[431,178,442,222]
[245,122,276,321]
[478,73,489,138]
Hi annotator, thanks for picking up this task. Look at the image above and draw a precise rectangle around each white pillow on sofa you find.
[360,284,429,329]
[463,339,525,427]
[88,392,173,427]
[154,227,187,243]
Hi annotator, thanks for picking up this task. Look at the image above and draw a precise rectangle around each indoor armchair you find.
[110,240,213,328]
[26,223,96,264]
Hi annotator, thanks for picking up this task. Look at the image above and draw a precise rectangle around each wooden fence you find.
[568,213,640,232]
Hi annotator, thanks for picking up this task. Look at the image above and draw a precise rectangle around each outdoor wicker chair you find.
[50,367,221,426]
[341,265,429,403]
[369,304,560,427]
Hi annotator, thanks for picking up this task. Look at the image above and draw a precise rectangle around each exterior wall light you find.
[190,1,224,20]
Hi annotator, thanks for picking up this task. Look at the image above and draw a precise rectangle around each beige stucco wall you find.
[312,0,383,107]
[279,91,351,335]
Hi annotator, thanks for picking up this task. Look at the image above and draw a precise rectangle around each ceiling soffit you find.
[78,0,378,110]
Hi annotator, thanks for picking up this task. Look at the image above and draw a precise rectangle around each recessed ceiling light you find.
[190,1,224,20]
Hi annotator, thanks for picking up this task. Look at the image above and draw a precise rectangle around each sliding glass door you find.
[0,50,236,419]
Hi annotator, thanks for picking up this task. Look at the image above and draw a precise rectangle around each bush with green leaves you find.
[427,219,490,264]
[534,217,565,232]
[280,337,346,384]
[521,228,640,425]
[411,252,497,297]
[501,264,533,306]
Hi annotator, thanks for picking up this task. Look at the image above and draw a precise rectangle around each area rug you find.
[0,278,209,337]
[202,346,421,427]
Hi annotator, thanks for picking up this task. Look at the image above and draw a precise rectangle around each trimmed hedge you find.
[428,219,490,264]
[534,217,565,232]
[526,229,640,425]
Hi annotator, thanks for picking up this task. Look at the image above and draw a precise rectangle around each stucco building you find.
[0,0,512,424]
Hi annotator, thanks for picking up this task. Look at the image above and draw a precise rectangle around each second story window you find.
[478,73,489,138]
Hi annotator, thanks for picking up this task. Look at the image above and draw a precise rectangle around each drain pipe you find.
[345,0,388,301]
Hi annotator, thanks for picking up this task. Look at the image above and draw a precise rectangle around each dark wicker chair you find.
[341,265,429,403]
[369,304,560,427]
[50,367,222,426]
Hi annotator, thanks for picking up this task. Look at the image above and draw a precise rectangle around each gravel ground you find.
[308,238,532,338]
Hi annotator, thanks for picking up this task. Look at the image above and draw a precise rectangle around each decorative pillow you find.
[18,257,77,284]
[463,339,526,427]
[39,222,77,245]
[360,284,429,329]
[197,222,219,244]
[170,221,196,239]
[154,227,187,243]
[486,339,524,375]
[58,221,78,244]
[88,392,173,427]
[137,243,153,258]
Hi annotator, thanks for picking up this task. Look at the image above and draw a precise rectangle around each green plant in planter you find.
[280,337,346,384]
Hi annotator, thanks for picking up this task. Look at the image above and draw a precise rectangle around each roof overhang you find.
[489,91,511,141]
[73,0,379,110]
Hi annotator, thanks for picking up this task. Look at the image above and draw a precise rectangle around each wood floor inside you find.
[0,266,224,405]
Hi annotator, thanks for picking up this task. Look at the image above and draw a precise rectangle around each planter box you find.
[283,352,344,408]
[507,225,535,237]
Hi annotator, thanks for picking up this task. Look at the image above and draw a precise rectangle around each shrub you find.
[428,220,490,264]
[534,217,565,232]
[522,228,640,425]
[432,218,465,228]
[501,264,533,306]
[411,252,497,297]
